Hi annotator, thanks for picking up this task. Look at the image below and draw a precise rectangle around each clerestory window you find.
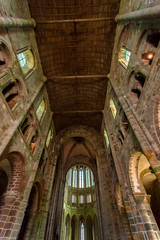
[118,47,131,69]
[36,99,45,122]
[17,49,34,75]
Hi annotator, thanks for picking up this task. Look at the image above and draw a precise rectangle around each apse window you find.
[73,167,77,188]
[118,47,131,69]
[36,99,45,122]
[79,167,84,188]
[72,194,76,203]
[17,49,34,75]
[86,168,91,188]
[79,195,84,204]
[110,99,117,119]
[87,194,92,203]
[81,223,85,240]
[68,169,72,186]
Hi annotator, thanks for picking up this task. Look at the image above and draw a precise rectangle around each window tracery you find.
[67,165,94,189]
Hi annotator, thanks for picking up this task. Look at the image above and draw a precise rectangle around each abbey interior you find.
[1,0,160,240]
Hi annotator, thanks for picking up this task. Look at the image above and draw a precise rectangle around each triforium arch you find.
[128,152,160,238]
[45,125,118,240]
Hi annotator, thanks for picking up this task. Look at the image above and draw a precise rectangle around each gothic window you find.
[79,195,84,204]
[87,194,92,203]
[91,171,94,186]
[17,49,34,75]
[67,166,94,189]
[81,222,85,240]
[79,167,84,188]
[36,99,45,122]
[68,169,72,186]
[104,129,109,148]
[118,47,131,69]
[46,129,53,148]
[72,194,76,203]
[73,167,77,188]
[110,99,117,119]
[86,168,91,188]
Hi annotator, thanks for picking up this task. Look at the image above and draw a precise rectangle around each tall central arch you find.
[45,126,118,240]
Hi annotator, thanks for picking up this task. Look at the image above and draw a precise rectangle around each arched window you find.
[73,167,77,188]
[79,195,84,204]
[110,99,117,119]
[36,99,45,122]
[79,167,84,188]
[86,168,91,188]
[68,169,72,186]
[81,222,85,240]
[46,129,53,148]
[72,194,76,203]
[91,171,94,186]
[87,194,92,203]
[17,49,34,75]
[118,47,131,69]
[104,129,109,148]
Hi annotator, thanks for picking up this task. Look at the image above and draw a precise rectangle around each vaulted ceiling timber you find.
[28,0,120,132]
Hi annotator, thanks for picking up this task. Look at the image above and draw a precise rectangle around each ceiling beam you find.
[36,17,114,24]
[48,75,108,80]
[54,110,103,114]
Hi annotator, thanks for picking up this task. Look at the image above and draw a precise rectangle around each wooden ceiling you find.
[28,0,120,132]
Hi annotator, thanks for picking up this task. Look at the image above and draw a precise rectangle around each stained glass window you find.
[17,49,34,75]
[91,171,94,186]
[110,99,117,119]
[79,167,84,188]
[72,194,76,203]
[87,194,91,203]
[81,223,85,240]
[118,47,131,69]
[68,169,72,186]
[46,129,52,148]
[104,129,109,148]
[86,168,91,188]
[73,167,77,188]
[36,99,45,122]
[79,195,84,204]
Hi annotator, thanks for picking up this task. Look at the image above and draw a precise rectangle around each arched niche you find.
[136,29,160,69]
[86,215,93,240]
[0,159,11,199]
[17,183,39,240]
[129,152,160,228]
[65,214,70,240]
[93,214,98,240]
[2,79,23,111]
[71,215,77,240]
[0,40,12,74]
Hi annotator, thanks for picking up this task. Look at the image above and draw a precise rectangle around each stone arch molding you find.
[52,125,104,164]
[129,152,153,194]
